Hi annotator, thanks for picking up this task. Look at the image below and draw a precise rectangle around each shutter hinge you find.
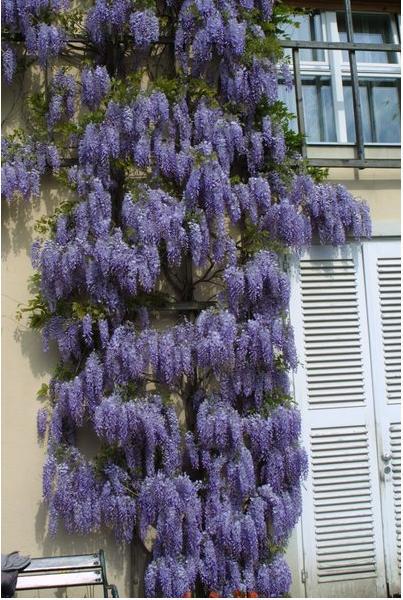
[301,569,308,584]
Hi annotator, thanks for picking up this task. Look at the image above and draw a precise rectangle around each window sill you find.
[306,143,401,158]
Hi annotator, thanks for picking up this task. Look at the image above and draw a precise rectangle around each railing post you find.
[344,0,365,164]
[292,47,307,160]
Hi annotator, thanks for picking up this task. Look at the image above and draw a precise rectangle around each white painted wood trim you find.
[363,240,401,596]
[290,244,388,597]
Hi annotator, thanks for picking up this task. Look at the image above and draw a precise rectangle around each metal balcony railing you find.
[279,0,401,169]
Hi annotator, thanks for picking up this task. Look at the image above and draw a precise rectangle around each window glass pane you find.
[302,77,337,143]
[343,79,401,143]
[278,83,298,132]
[337,12,397,63]
[343,83,372,142]
[279,78,336,143]
[372,83,401,142]
[280,14,325,62]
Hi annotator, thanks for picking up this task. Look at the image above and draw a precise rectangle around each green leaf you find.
[37,383,49,399]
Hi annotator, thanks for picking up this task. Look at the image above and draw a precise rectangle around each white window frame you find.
[294,10,401,146]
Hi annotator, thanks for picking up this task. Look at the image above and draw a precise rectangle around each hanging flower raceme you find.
[2,45,16,84]
[1,0,69,73]
[47,70,77,127]
[105,322,195,386]
[122,188,187,266]
[44,449,137,542]
[140,473,202,597]
[196,398,243,453]
[307,182,372,244]
[85,0,132,45]
[81,65,111,110]
[1,138,60,202]
[37,407,49,439]
[32,220,166,312]
[130,10,159,48]
[86,1,159,49]
[26,23,66,66]
[94,394,181,476]
[1,0,70,33]
[223,250,290,316]
[193,101,246,175]
[191,394,306,597]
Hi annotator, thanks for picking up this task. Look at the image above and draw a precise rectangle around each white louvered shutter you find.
[290,244,387,598]
[363,240,401,597]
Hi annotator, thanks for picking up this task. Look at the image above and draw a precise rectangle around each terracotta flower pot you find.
[247,591,258,598]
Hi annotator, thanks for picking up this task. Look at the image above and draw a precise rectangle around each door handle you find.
[381,465,392,482]
[380,451,393,482]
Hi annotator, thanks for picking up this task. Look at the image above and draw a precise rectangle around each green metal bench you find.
[15,549,119,597]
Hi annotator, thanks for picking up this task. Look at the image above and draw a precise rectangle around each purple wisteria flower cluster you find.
[86,0,159,48]
[2,0,371,597]
[81,66,111,110]
[47,70,77,127]
[2,45,16,84]
[2,0,68,72]
[2,138,60,202]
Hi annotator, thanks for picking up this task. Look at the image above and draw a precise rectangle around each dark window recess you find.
[337,12,398,63]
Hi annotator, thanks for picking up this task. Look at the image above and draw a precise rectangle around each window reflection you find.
[281,14,325,62]
[278,77,337,143]
[278,83,298,132]
[337,12,398,63]
[302,78,337,142]
[343,79,401,143]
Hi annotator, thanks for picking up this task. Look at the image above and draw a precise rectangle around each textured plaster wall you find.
[2,189,133,598]
[2,74,132,597]
[2,71,401,598]
[328,167,401,237]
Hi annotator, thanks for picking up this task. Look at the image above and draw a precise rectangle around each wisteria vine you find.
[2,0,371,597]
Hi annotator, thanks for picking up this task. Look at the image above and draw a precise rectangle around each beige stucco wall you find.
[2,71,401,599]
[328,167,401,237]
[2,190,133,598]
[1,73,134,596]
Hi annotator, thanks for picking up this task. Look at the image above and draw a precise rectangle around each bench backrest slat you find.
[24,554,101,572]
[16,569,104,590]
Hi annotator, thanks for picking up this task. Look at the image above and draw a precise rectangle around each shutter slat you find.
[315,523,373,535]
[314,480,370,491]
[318,571,379,583]
[317,547,376,557]
[311,446,368,458]
[307,362,363,371]
[308,371,363,382]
